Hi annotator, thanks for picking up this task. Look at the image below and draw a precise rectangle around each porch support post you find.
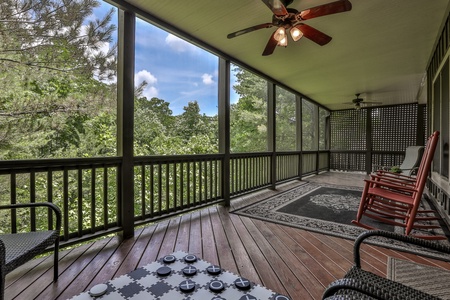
[296,95,302,179]
[218,58,230,206]
[117,9,135,239]
[365,108,373,174]
[417,104,426,145]
[325,112,331,171]
[313,105,319,174]
[268,82,276,189]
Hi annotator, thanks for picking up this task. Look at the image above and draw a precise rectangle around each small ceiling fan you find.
[344,94,382,110]
[227,0,352,56]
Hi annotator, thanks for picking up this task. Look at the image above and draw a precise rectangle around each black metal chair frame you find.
[322,230,450,300]
[0,202,61,300]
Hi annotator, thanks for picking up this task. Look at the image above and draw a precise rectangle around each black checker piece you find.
[207,265,222,275]
[239,295,257,300]
[162,254,176,263]
[156,266,171,277]
[182,265,197,276]
[208,280,225,293]
[184,254,197,263]
[179,279,196,293]
[234,277,251,290]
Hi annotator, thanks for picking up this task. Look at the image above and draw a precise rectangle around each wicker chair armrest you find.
[353,230,450,267]
[0,238,4,266]
[322,278,390,299]
[0,202,61,232]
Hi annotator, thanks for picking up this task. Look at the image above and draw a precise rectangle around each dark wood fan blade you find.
[227,23,274,39]
[299,0,352,20]
[262,31,278,56]
[261,0,288,17]
[297,24,332,46]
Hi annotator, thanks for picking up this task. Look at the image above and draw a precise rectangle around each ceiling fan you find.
[227,0,352,56]
[344,94,382,110]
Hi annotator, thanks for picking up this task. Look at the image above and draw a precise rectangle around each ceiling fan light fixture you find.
[277,36,288,47]
[274,27,286,42]
[290,26,303,41]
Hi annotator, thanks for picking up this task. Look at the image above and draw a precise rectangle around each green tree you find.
[174,101,218,154]
[0,0,117,159]
[230,67,268,152]
[276,87,296,151]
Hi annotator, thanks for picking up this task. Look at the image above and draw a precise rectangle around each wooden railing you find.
[0,157,122,244]
[0,149,366,246]
[133,154,224,224]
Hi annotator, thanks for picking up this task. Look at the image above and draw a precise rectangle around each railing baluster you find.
[141,164,146,218]
[103,167,108,230]
[150,164,154,216]
[193,162,197,204]
[78,168,83,237]
[174,163,178,208]
[47,170,53,231]
[180,162,184,209]
[10,172,17,233]
[187,162,191,206]
[63,168,69,241]
[158,163,162,212]
[30,171,36,232]
[91,167,96,233]
[165,163,170,210]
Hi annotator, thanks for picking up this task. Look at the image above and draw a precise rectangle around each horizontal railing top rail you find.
[0,157,122,174]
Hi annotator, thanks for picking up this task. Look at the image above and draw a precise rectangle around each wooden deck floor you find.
[5,173,450,299]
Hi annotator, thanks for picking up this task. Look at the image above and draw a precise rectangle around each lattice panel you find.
[330,109,367,150]
[330,104,424,172]
[371,104,418,152]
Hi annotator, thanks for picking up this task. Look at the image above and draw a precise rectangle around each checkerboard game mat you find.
[69,250,291,300]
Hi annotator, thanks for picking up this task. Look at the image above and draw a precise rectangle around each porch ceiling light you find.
[274,27,286,42]
[277,35,288,47]
[290,25,304,42]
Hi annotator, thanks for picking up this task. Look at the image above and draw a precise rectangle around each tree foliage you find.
[230,67,268,152]
[0,0,117,159]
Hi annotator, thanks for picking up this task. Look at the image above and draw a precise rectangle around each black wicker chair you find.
[322,230,450,300]
[0,202,61,300]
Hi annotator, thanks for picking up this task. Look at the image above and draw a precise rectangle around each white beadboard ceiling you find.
[120,0,450,110]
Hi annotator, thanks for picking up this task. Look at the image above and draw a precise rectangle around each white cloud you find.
[202,73,214,85]
[135,70,158,99]
[165,34,197,53]
[135,70,157,85]
[144,86,159,99]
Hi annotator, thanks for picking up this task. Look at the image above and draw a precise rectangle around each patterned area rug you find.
[388,257,450,299]
[232,182,450,256]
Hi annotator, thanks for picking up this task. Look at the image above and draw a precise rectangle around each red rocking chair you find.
[352,131,443,239]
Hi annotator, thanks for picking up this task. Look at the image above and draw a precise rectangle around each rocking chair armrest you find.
[353,230,450,268]
[363,178,417,193]
[322,278,392,299]
[375,170,416,180]
[370,173,416,184]
[0,202,62,232]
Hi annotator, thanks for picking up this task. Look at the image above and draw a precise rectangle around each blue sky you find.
[93,2,239,116]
